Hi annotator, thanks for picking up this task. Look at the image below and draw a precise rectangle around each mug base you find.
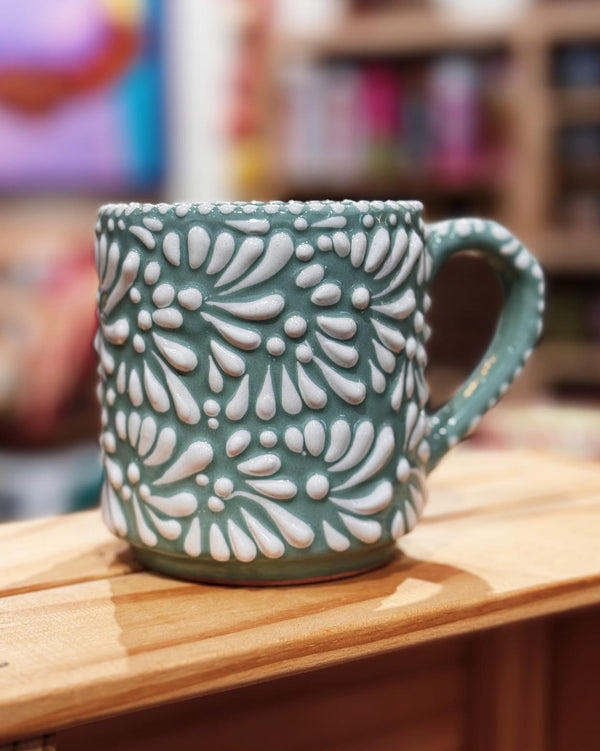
[131,544,398,586]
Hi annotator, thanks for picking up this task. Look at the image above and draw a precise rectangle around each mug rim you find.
[98,198,424,218]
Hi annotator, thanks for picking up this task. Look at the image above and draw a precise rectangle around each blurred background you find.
[1,0,599,522]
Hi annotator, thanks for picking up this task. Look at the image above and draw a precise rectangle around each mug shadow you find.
[2,523,491,705]
[106,544,492,659]
[3,529,491,659]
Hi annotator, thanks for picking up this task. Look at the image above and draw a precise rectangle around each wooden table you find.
[1,449,599,751]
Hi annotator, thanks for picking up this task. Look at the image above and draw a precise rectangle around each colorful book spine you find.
[278,55,500,189]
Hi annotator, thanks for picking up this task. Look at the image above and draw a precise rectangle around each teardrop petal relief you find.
[102,415,400,562]
[97,217,426,560]
[98,222,425,434]
[102,424,307,558]
[199,490,310,560]
[98,252,224,432]
[323,521,351,552]
[390,470,428,540]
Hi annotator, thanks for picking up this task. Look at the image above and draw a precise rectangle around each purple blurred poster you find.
[0,0,163,190]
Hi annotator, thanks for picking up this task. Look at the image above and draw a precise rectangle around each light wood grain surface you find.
[1,448,599,742]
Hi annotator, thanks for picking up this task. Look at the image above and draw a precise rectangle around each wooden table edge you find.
[2,575,599,742]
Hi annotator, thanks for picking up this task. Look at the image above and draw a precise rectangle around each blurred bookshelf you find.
[2,0,600,526]
[242,0,600,416]
[0,0,165,520]
[553,88,600,126]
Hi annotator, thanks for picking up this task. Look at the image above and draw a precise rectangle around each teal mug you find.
[95,200,544,583]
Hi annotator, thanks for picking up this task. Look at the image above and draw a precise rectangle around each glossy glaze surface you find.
[95,199,544,581]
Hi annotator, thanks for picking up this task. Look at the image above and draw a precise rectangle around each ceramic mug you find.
[95,199,544,583]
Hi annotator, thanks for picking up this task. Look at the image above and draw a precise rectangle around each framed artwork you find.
[0,0,164,190]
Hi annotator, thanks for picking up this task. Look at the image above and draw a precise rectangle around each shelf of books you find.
[256,0,600,412]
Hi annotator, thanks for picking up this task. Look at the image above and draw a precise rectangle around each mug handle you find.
[424,218,545,473]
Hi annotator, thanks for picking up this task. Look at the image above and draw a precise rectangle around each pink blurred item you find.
[428,55,482,185]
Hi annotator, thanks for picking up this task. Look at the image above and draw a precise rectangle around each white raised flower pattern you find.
[96,200,433,562]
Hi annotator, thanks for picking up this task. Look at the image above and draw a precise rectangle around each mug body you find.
[95,199,432,583]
